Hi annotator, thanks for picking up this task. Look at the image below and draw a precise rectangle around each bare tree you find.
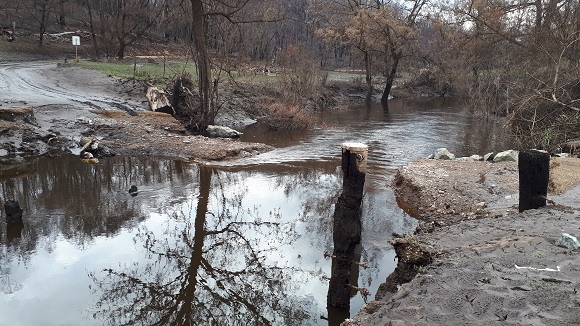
[311,0,428,102]
[23,0,57,46]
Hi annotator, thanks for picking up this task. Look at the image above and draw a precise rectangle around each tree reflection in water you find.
[90,166,313,325]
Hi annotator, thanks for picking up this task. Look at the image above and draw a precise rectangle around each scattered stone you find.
[555,233,580,250]
[433,148,455,160]
[206,125,242,138]
[470,155,483,161]
[475,202,486,210]
[493,150,518,162]
[79,136,115,158]
[555,153,570,158]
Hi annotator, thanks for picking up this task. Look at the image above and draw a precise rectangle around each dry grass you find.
[259,102,318,130]
[549,157,580,194]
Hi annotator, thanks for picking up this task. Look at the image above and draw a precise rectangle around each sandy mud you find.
[349,158,580,326]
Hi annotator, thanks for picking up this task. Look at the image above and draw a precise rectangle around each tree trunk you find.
[86,0,100,58]
[363,51,372,103]
[190,0,214,130]
[381,51,401,103]
[117,40,125,60]
[58,0,66,29]
[38,3,47,46]
[518,150,550,212]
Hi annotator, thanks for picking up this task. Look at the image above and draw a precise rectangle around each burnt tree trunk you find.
[328,143,367,309]
[518,150,550,212]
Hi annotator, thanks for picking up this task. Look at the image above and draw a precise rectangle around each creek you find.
[0,98,509,325]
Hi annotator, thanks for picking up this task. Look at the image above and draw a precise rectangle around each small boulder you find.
[475,202,486,210]
[433,148,455,160]
[206,125,242,138]
[469,155,483,161]
[555,233,580,250]
[493,150,518,162]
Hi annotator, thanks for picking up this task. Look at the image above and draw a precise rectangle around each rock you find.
[206,125,242,138]
[555,233,580,250]
[79,136,115,158]
[493,150,518,162]
[475,202,486,210]
[433,148,455,160]
[484,152,495,161]
[555,153,570,158]
[4,200,23,224]
[128,185,138,196]
[470,155,483,161]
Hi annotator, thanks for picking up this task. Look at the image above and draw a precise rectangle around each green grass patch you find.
[74,59,198,83]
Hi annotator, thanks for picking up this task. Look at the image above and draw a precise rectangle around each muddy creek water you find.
[0,99,509,325]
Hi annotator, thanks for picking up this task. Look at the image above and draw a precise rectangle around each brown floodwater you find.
[0,98,510,325]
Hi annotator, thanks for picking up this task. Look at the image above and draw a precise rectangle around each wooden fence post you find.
[328,143,367,309]
[519,150,550,212]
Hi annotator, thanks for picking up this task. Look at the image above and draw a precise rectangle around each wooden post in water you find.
[328,143,367,309]
[519,149,550,212]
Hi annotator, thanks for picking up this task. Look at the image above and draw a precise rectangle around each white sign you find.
[72,36,80,46]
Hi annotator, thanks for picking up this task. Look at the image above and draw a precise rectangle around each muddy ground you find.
[348,159,580,326]
[0,59,276,162]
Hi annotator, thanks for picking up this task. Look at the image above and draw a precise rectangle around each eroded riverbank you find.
[348,158,580,325]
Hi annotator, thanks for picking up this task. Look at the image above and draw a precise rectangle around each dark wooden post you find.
[328,143,367,309]
[519,150,550,212]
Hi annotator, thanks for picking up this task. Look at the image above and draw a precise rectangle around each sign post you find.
[72,36,80,62]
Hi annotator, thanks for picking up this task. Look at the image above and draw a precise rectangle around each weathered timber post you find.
[519,150,550,212]
[328,143,367,309]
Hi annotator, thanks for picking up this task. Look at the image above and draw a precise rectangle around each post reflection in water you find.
[89,166,313,325]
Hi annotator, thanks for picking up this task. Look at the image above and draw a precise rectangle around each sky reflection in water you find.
[0,99,509,325]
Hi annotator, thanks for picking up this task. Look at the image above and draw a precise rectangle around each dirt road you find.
[0,61,144,110]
